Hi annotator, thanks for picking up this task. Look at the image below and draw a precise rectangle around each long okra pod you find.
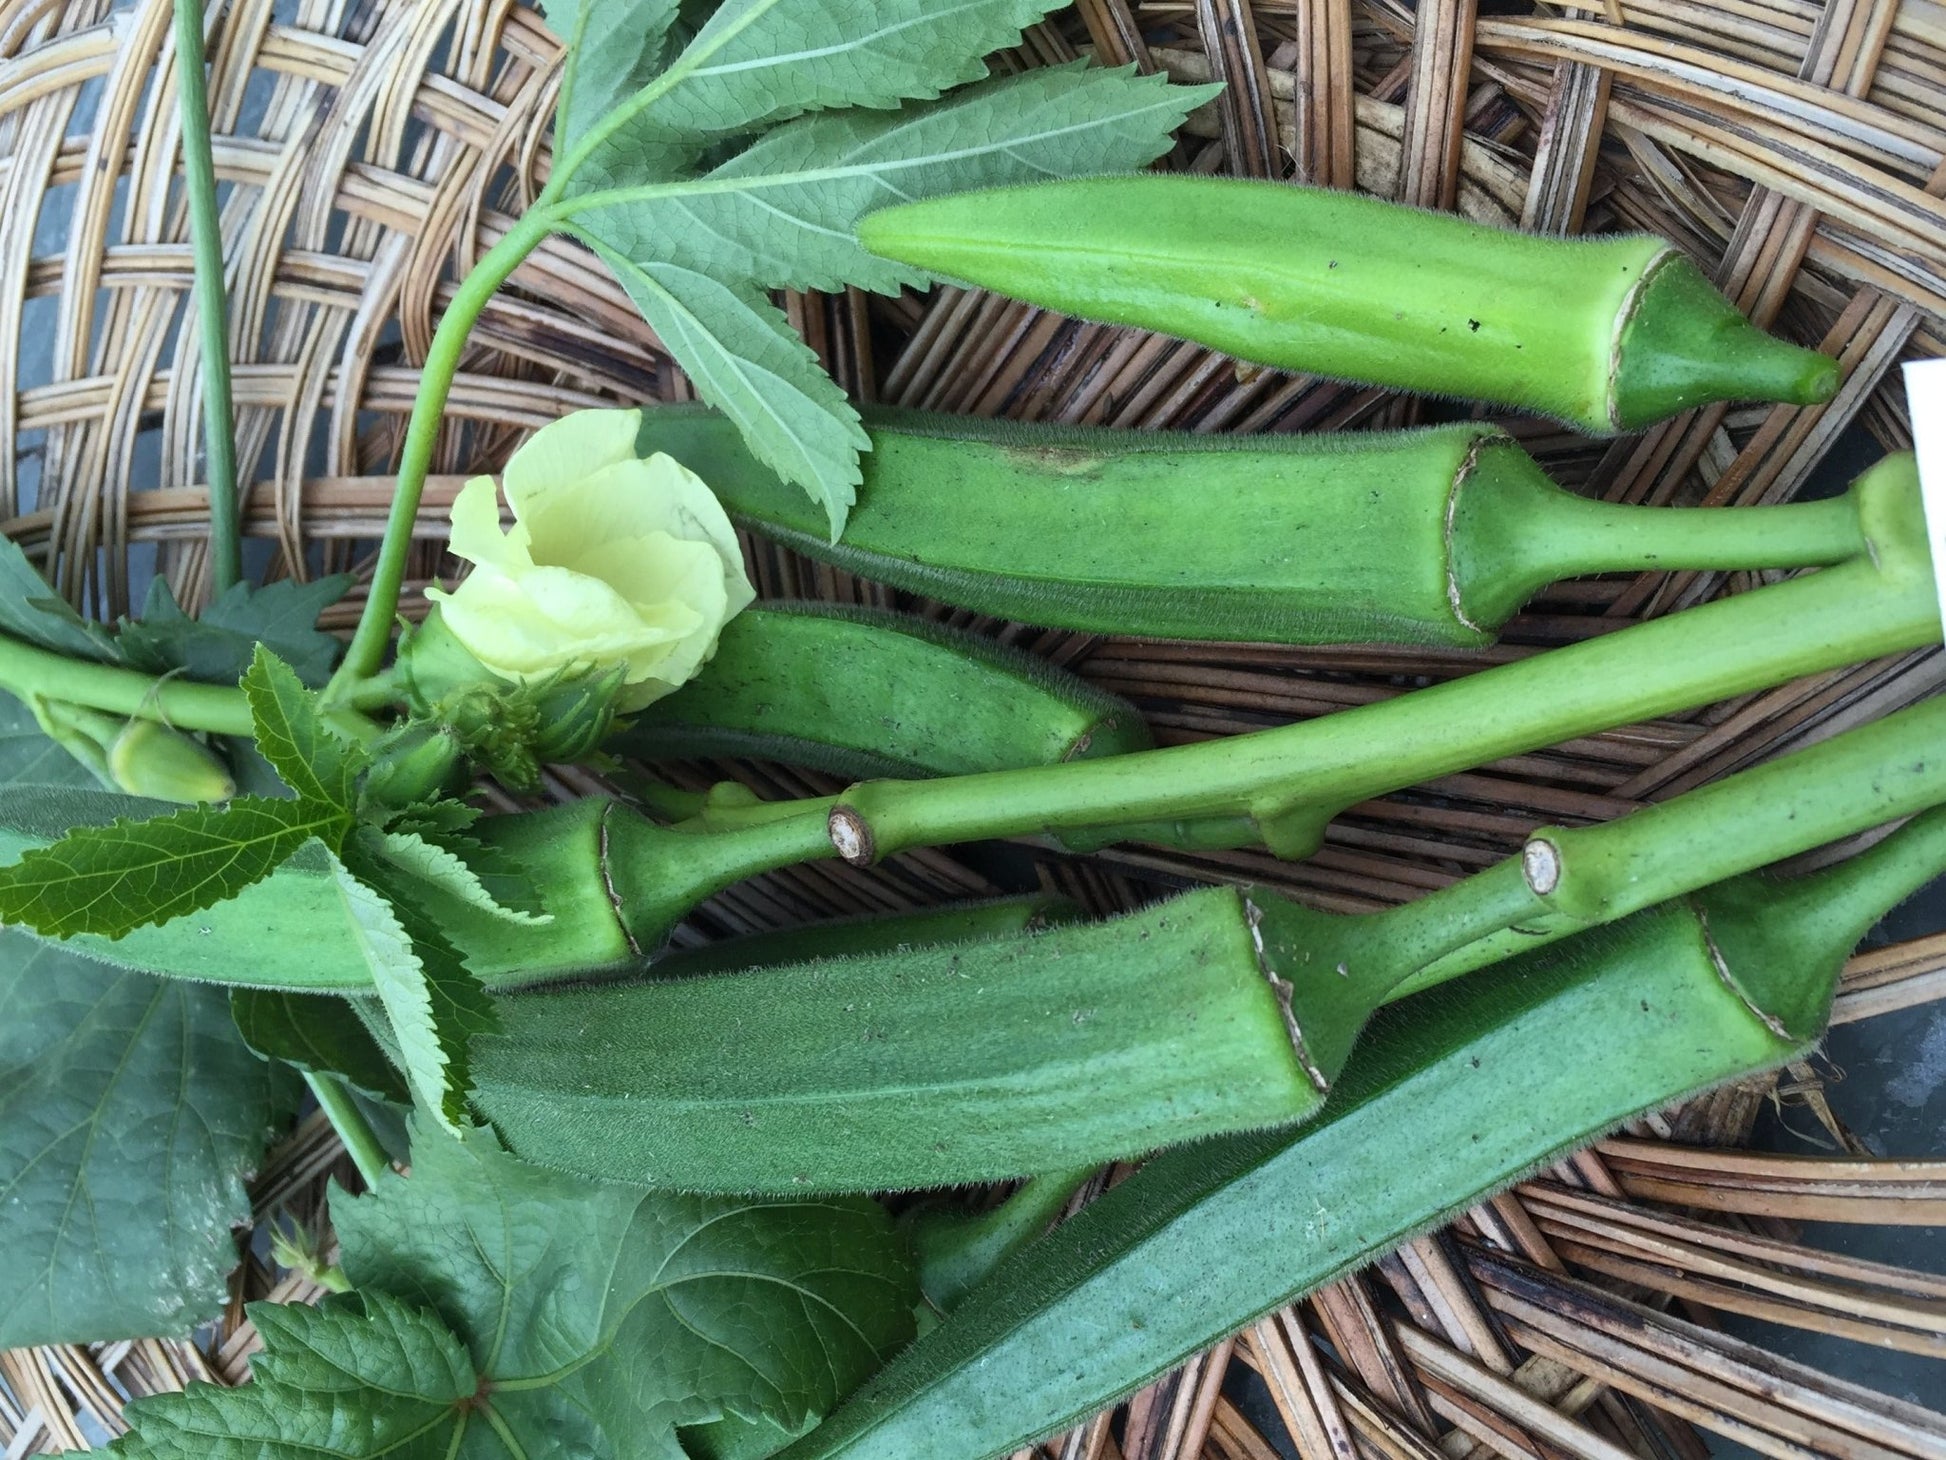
[856,177,1839,435]
[778,808,1946,1460]
[649,407,1865,647]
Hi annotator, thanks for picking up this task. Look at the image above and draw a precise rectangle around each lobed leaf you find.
[0,797,353,939]
[618,0,1065,138]
[577,66,1216,297]
[115,1130,919,1459]
[0,536,122,662]
[363,827,551,925]
[544,0,694,169]
[118,577,350,688]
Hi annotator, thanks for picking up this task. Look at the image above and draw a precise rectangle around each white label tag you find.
[1905,359,1946,645]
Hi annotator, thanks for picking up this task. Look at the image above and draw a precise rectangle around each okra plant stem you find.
[327,210,559,697]
[301,1071,391,1188]
[171,0,241,594]
[0,634,256,736]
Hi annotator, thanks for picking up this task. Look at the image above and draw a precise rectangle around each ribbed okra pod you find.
[472,885,1340,1192]
[648,407,1865,647]
[778,808,1946,1460]
[620,601,1151,777]
[856,177,1840,435]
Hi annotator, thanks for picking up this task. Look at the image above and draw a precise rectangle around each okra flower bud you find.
[425,407,755,711]
[106,719,236,804]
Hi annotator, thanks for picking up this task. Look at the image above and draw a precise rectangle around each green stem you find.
[0,633,253,736]
[829,515,1935,863]
[171,0,241,593]
[908,1169,1093,1314]
[1388,691,1946,1000]
[302,1071,391,1188]
[327,209,561,697]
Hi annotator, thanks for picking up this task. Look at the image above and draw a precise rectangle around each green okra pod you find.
[472,884,1358,1193]
[649,406,1866,647]
[778,807,1946,1460]
[855,177,1840,435]
[619,601,1151,777]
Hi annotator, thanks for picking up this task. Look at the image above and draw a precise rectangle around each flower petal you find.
[435,564,691,683]
[502,409,644,519]
[446,476,532,574]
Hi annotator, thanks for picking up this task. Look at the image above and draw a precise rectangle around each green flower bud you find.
[393,606,507,716]
[362,721,466,811]
[106,720,237,804]
[530,664,627,764]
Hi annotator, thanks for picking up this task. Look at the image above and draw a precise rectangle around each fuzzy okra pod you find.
[619,601,1151,777]
[778,807,1946,1460]
[472,689,1946,1194]
[649,407,1865,647]
[856,177,1840,435]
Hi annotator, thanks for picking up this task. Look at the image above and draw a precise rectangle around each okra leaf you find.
[363,826,551,925]
[0,797,354,938]
[118,576,350,689]
[0,535,122,662]
[242,645,366,809]
[114,1129,918,1460]
[0,941,299,1349]
[577,65,1215,297]
[588,249,869,537]
[608,0,1065,138]
[0,699,296,1349]
[543,0,691,162]
[230,988,412,1106]
[328,849,497,1132]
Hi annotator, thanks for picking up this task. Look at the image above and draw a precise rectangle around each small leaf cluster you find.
[534,0,1217,537]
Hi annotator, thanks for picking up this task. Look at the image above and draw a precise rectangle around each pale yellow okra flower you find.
[427,408,755,711]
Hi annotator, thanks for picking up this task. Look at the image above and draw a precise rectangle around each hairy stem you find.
[302,1071,391,1188]
[0,633,254,736]
[172,0,242,593]
[327,209,561,696]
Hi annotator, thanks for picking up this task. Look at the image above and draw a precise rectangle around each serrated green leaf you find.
[0,797,352,939]
[544,0,686,153]
[326,851,497,1131]
[116,1131,916,1458]
[231,988,412,1105]
[364,826,551,925]
[586,247,868,537]
[113,1292,473,1459]
[0,943,298,1348]
[243,645,365,807]
[623,0,1064,137]
[573,65,1217,296]
[0,536,122,662]
[118,576,350,688]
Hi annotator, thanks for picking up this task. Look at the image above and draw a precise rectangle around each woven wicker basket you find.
[2,0,1944,1451]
